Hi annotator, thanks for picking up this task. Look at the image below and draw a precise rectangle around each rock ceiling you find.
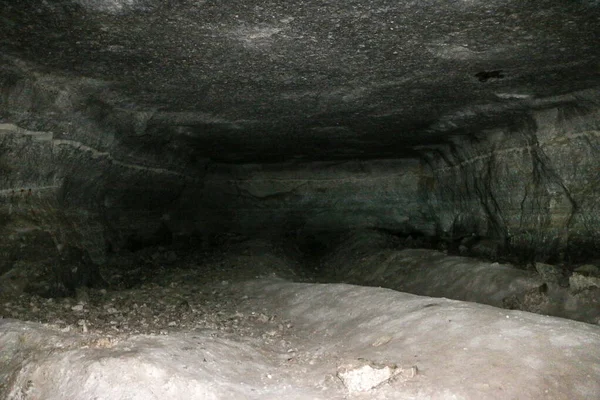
[1,0,599,161]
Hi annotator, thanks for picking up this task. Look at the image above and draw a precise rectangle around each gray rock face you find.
[535,262,568,287]
[185,159,424,238]
[421,99,600,262]
[319,230,600,324]
[0,1,599,268]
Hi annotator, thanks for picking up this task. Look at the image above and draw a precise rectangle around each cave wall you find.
[0,120,194,268]
[421,101,600,263]
[172,159,427,241]
[180,98,600,264]
[0,123,71,275]
[2,57,599,267]
[0,65,203,272]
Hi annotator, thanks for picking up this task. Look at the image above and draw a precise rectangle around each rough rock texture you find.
[1,2,600,397]
[420,97,600,263]
[0,239,305,336]
[3,278,600,400]
[0,119,200,285]
[2,233,600,398]
[186,159,424,238]
[1,0,598,161]
[1,1,599,266]
[320,230,600,324]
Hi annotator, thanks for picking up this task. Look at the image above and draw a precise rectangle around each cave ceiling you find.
[1,0,599,161]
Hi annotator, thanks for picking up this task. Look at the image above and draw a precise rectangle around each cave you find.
[1,1,600,399]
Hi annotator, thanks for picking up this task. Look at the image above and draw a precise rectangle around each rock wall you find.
[421,97,600,263]
[2,57,600,267]
[187,95,600,265]
[0,120,194,271]
[173,159,426,241]
[0,62,203,273]
[320,230,600,325]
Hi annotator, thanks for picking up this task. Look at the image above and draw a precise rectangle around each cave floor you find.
[1,239,309,338]
[1,239,600,399]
